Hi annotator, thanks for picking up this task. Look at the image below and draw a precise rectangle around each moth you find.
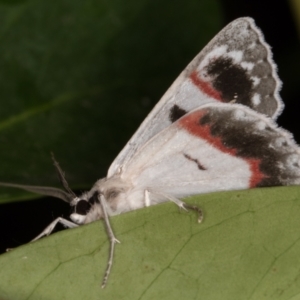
[1,17,300,287]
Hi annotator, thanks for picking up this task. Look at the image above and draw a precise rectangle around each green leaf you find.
[0,0,222,203]
[1,187,300,299]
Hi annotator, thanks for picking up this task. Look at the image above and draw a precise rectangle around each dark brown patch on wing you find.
[179,105,300,187]
[201,108,299,186]
[206,57,254,107]
[169,104,187,123]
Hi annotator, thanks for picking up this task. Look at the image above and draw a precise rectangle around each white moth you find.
[1,17,300,287]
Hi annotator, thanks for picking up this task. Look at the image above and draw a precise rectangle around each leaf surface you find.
[1,187,300,299]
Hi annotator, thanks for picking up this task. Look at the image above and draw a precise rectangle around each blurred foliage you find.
[0,0,222,203]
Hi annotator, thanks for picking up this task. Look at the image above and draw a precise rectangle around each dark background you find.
[0,0,299,253]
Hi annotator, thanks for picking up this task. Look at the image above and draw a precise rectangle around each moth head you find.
[69,192,99,224]
[0,154,84,219]
[0,155,132,225]
[71,177,132,224]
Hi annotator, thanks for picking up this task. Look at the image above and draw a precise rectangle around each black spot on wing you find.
[169,105,187,123]
[206,57,253,108]
[76,200,91,215]
[183,153,207,170]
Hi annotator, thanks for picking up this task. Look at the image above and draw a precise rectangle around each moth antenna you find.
[98,192,120,288]
[0,154,77,203]
[51,152,77,199]
[0,182,73,203]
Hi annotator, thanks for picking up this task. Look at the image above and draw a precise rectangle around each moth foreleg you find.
[5,217,78,252]
[165,195,203,223]
[31,217,79,242]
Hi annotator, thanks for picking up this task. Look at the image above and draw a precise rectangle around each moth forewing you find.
[107,17,283,177]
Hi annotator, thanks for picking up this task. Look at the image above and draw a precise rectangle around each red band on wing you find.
[246,158,266,188]
[178,110,266,187]
[189,71,222,101]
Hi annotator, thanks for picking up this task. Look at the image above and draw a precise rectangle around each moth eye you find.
[75,200,91,215]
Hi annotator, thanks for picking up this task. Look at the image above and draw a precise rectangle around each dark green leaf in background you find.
[0,0,222,203]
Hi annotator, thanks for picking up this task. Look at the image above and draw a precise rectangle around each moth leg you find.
[6,217,79,252]
[182,203,203,223]
[31,217,79,242]
[144,189,151,207]
[99,194,120,288]
[167,195,203,223]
